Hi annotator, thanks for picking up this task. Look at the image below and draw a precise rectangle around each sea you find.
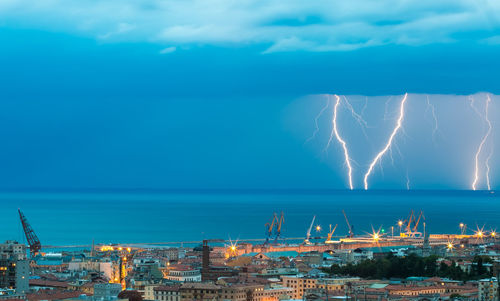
[0,190,498,248]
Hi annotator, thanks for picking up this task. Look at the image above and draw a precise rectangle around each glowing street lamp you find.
[397,220,403,235]
[447,242,454,251]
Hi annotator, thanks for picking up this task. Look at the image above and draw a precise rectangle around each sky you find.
[0,1,500,190]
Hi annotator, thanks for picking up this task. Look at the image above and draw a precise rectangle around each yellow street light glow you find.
[491,232,496,237]
[316,225,321,232]
[447,243,453,250]
[459,223,464,228]
[398,221,403,227]
[230,245,236,251]
[477,231,484,237]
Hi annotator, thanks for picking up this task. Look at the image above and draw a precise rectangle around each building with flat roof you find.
[0,242,26,261]
[154,284,181,301]
[93,283,122,301]
[165,265,201,283]
[0,242,29,294]
[479,277,498,301]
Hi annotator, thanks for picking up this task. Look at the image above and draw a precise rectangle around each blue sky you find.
[0,1,499,190]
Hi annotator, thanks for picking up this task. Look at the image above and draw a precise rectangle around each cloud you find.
[481,35,500,44]
[98,22,136,40]
[1,0,500,52]
[159,46,176,54]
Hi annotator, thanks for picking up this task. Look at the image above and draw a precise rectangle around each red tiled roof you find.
[26,290,89,301]
[29,279,69,288]
[168,264,194,271]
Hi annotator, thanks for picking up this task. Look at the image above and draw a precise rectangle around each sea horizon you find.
[1,189,497,247]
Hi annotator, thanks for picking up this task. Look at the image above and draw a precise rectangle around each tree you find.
[118,290,143,301]
[325,254,491,281]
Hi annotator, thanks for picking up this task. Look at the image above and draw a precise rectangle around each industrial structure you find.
[18,209,41,257]
[0,240,29,294]
[264,212,284,245]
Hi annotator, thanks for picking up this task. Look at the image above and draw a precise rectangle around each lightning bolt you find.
[486,146,493,191]
[342,96,369,139]
[383,96,394,121]
[361,96,368,117]
[363,93,408,190]
[425,95,439,143]
[406,170,410,190]
[305,96,330,143]
[472,95,492,191]
[468,96,482,117]
[325,95,354,190]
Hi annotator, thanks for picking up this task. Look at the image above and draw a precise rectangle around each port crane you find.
[264,214,277,244]
[18,209,42,256]
[273,212,284,244]
[401,210,424,237]
[304,215,316,245]
[264,212,284,245]
[325,224,338,244]
[343,210,354,238]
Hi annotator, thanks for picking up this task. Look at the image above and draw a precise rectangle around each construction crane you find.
[325,224,338,244]
[401,210,424,237]
[412,211,424,233]
[273,212,284,244]
[18,209,42,256]
[304,216,316,245]
[264,213,278,245]
[342,210,354,238]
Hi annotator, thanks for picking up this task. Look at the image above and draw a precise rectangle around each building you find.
[165,265,201,283]
[0,241,29,294]
[180,283,222,301]
[281,276,318,299]
[200,241,238,282]
[68,259,116,281]
[282,275,362,300]
[298,252,323,267]
[479,277,498,301]
[93,283,122,301]
[316,277,360,292]
[0,242,27,261]
[153,285,181,301]
[178,282,292,301]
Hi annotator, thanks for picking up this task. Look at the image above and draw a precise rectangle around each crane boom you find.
[406,210,414,234]
[304,215,316,244]
[413,211,424,232]
[18,209,42,256]
[342,210,353,238]
[264,213,278,244]
[274,212,285,244]
[326,224,338,242]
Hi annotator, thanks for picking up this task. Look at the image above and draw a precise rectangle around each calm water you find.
[0,190,498,246]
